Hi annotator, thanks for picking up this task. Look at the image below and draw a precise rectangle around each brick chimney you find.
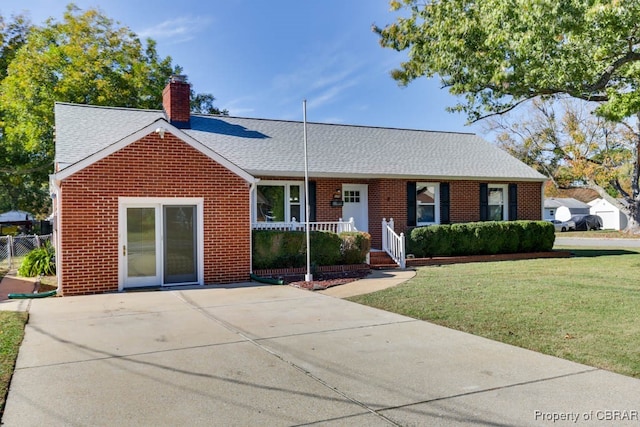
[162,75,191,129]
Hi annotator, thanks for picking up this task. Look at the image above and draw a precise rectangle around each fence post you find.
[400,232,406,268]
[8,235,12,269]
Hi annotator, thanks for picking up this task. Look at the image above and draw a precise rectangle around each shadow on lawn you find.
[569,249,639,258]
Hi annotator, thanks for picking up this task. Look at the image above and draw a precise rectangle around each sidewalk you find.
[320,268,416,298]
[0,271,40,303]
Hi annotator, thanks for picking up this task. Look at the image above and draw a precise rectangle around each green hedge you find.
[252,230,371,269]
[406,221,555,257]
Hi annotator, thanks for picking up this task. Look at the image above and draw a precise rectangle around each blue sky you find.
[2,0,484,135]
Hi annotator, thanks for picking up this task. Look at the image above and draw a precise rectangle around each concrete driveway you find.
[3,283,640,426]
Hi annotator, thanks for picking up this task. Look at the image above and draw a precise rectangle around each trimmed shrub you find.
[252,230,342,269]
[408,221,555,257]
[18,242,56,277]
[339,232,371,264]
[310,231,342,266]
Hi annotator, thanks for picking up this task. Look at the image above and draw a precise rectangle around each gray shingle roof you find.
[54,102,547,181]
[544,198,591,209]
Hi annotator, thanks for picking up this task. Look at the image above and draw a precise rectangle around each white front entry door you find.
[342,184,368,232]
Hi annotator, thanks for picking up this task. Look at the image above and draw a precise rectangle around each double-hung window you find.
[488,184,508,221]
[416,183,439,225]
[255,182,303,222]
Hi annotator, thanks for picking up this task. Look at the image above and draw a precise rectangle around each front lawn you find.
[349,248,640,378]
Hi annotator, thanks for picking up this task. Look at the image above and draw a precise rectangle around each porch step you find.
[369,251,399,269]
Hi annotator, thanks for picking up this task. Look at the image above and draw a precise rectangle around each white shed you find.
[544,198,591,221]
[588,198,628,230]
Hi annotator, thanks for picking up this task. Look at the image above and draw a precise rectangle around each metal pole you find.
[303,100,313,282]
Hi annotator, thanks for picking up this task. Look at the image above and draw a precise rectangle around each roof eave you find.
[249,170,548,182]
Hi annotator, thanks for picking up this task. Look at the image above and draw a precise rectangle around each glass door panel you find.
[164,206,197,284]
[125,207,159,286]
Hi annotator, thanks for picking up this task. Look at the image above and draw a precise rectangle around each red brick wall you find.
[263,177,543,249]
[58,132,251,296]
[450,181,482,223]
[517,181,543,220]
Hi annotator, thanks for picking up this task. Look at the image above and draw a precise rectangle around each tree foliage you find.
[376,0,640,122]
[376,0,640,231]
[0,4,226,215]
[191,92,229,115]
[489,99,634,196]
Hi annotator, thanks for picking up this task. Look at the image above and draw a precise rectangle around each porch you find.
[251,217,406,269]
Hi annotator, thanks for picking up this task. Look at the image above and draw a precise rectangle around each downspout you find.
[49,174,62,294]
[541,180,546,220]
[249,179,260,274]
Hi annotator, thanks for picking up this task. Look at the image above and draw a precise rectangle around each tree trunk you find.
[628,115,640,234]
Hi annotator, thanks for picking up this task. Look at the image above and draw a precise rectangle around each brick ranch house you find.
[50,76,547,296]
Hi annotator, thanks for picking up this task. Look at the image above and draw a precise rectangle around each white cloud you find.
[307,79,359,110]
[138,16,212,44]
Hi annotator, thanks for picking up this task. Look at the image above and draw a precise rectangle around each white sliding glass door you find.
[120,198,203,289]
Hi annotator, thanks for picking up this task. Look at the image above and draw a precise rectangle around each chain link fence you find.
[0,234,52,270]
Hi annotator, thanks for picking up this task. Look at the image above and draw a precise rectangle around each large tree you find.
[488,98,634,196]
[375,0,640,231]
[0,4,225,216]
[0,13,34,213]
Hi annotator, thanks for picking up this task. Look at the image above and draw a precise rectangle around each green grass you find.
[0,269,29,417]
[349,248,640,378]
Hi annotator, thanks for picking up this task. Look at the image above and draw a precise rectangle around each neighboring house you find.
[50,75,547,296]
[544,198,591,221]
[588,198,628,230]
[0,210,34,223]
[0,210,35,234]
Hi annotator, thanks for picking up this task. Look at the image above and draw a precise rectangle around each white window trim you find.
[253,180,305,223]
[417,182,440,226]
[488,184,509,221]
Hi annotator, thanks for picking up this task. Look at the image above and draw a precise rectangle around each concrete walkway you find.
[1,271,640,426]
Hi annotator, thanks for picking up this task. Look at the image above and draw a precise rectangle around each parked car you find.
[549,219,575,232]
[570,215,603,231]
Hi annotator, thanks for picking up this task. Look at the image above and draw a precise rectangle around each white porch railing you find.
[252,217,357,233]
[381,218,406,268]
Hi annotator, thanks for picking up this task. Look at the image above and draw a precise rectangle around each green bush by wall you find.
[252,230,371,269]
[407,221,555,257]
[339,231,371,264]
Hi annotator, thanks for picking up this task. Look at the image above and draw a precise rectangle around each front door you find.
[342,184,368,232]
[121,199,202,289]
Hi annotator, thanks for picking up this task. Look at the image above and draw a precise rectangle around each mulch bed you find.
[286,270,370,291]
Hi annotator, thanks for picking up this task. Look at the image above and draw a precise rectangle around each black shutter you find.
[308,181,316,222]
[407,181,417,227]
[479,183,488,221]
[509,183,518,221]
[440,182,450,224]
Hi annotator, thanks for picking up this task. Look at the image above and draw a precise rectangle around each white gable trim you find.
[53,118,257,183]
